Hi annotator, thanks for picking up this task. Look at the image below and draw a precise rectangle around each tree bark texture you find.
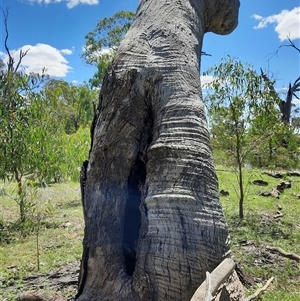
[76,1,240,300]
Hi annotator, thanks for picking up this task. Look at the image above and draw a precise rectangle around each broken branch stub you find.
[190,258,236,301]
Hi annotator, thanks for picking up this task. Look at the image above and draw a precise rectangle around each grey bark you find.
[190,258,236,301]
[76,1,240,300]
[260,68,300,124]
[270,37,300,124]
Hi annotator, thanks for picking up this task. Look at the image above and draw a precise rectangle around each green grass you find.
[0,169,299,300]
[0,181,83,300]
[217,167,300,300]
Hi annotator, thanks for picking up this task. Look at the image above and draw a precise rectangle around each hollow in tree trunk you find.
[76,0,241,300]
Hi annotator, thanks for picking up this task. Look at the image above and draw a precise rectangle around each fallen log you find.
[190,258,236,301]
[266,246,300,262]
[244,277,274,301]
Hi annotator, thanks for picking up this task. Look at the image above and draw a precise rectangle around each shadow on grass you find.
[0,218,61,244]
[56,199,81,210]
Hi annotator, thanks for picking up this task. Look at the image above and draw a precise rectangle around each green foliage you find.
[205,57,280,156]
[43,79,97,133]
[204,57,281,218]
[0,58,68,224]
[61,127,91,182]
[89,52,114,88]
[38,80,94,182]
[82,10,135,87]
[83,10,135,65]
[0,72,92,219]
[0,10,92,238]
[0,67,51,221]
[0,71,43,181]
[247,125,299,169]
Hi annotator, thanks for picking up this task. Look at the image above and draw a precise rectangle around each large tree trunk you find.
[76,1,240,300]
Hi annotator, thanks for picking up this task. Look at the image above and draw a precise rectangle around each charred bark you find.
[76,1,241,300]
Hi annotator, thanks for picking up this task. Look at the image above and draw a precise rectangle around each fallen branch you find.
[244,277,274,301]
[190,258,236,301]
[266,246,300,262]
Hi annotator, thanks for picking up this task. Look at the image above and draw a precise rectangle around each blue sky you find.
[0,0,299,99]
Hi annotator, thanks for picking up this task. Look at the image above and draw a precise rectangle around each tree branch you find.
[244,277,274,301]
[14,49,30,74]
[190,258,236,301]
[1,6,29,74]
[266,246,300,262]
[264,36,300,118]
[277,37,300,54]
[260,68,278,96]
[1,7,14,72]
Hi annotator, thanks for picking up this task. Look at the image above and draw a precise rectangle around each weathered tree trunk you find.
[261,68,300,125]
[76,1,240,300]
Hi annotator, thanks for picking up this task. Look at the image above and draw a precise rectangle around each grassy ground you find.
[0,181,83,300]
[218,167,300,301]
[0,169,299,300]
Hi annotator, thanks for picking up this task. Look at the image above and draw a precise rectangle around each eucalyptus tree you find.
[0,8,65,221]
[0,64,46,195]
[82,10,135,87]
[43,80,97,134]
[205,57,280,219]
[77,1,242,300]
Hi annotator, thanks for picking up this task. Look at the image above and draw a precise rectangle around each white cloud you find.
[81,45,115,55]
[82,46,116,64]
[27,0,99,9]
[252,7,300,41]
[99,48,113,55]
[60,48,73,55]
[276,87,299,105]
[200,75,214,88]
[292,98,300,105]
[0,43,72,77]
[66,0,99,8]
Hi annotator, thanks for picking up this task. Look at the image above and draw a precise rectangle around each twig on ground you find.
[266,246,300,262]
[244,277,274,301]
